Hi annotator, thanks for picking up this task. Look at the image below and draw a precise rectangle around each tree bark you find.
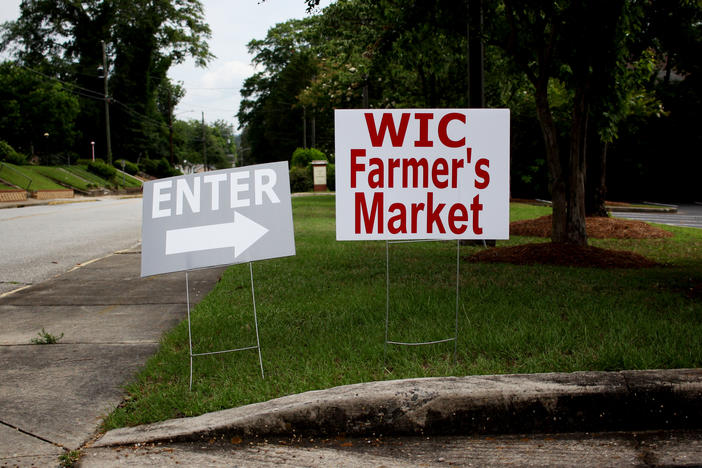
[468,0,484,108]
[533,78,588,245]
[586,136,608,217]
[565,84,588,245]
[503,0,589,246]
[533,81,566,244]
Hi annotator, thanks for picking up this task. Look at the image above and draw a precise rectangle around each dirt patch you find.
[510,215,673,239]
[467,243,659,269]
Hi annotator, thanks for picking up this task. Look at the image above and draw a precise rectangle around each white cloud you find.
[0,3,19,22]
[201,60,255,88]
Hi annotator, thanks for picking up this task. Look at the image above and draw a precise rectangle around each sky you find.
[0,0,330,130]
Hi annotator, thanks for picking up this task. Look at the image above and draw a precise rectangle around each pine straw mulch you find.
[467,215,670,269]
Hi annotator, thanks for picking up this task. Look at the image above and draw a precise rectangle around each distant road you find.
[0,197,142,295]
[612,204,702,229]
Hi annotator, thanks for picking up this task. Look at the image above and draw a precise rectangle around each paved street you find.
[0,197,142,295]
[613,204,702,229]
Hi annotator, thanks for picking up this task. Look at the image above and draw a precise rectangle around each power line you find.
[14,63,173,131]
[12,63,232,138]
[17,64,105,100]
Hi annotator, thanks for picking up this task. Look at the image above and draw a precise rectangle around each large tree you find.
[285,0,700,226]
[172,118,234,169]
[0,61,80,160]
[489,0,637,245]
[238,18,320,163]
[1,0,212,163]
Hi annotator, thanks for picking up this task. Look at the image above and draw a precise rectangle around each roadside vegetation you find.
[103,196,702,429]
[0,161,142,193]
[0,162,65,190]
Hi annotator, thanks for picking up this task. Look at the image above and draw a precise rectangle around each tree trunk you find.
[533,78,588,246]
[533,81,567,244]
[468,0,484,108]
[564,84,588,245]
[586,134,608,217]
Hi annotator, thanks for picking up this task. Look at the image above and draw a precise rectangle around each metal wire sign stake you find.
[384,239,461,359]
[140,163,296,391]
[334,109,511,359]
[185,263,264,391]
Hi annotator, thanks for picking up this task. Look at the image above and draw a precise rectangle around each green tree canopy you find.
[172,118,234,170]
[1,0,212,164]
[0,61,79,161]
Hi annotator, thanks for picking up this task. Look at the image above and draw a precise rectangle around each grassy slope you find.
[0,163,143,191]
[104,197,702,429]
[63,166,110,186]
[113,169,143,188]
[34,166,93,191]
[0,163,65,190]
[62,164,142,189]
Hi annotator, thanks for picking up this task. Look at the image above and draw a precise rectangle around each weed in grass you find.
[31,328,64,344]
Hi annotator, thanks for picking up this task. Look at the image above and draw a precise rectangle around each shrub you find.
[0,141,13,159]
[291,147,327,168]
[87,159,117,179]
[114,159,139,175]
[289,166,312,192]
[140,157,180,178]
[0,140,27,165]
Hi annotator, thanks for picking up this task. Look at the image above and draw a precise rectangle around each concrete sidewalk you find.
[0,246,224,466]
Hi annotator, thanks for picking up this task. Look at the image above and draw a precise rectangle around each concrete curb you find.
[0,194,142,209]
[607,206,678,213]
[94,368,702,447]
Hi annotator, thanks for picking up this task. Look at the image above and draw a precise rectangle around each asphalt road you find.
[0,197,142,295]
[613,203,702,229]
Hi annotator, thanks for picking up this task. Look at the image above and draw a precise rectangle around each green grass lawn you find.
[103,196,702,429]
[34,166,94,191]
[0,163,65,190]
[63,165,142,189]
[0,163,142,191]
[113,169,143,188]
[63,165,110,186]
[0,182,16,190]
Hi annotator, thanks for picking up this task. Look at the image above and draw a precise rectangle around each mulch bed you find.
[466,215,668,269]
[510,215,673,239]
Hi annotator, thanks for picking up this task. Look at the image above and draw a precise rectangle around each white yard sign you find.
[141,162,295,277]
[335,109,510,240]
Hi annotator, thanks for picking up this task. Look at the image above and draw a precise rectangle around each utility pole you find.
[311,115,316,149]
[362,75,369,108]
[168,91,174,165]
[302,106,307,148]
[101,40,113,165]
[201,111,207,171]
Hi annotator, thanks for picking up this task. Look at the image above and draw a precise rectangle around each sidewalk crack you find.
[0,419,66,450]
